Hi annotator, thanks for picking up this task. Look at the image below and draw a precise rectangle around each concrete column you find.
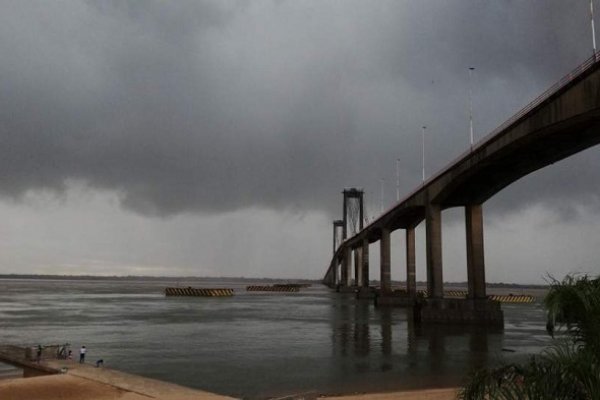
[332,261,339,287]
[361,238,369,288]
[342,195,348,239]
[425,204,443,299]
[344,246,352,287]
[354,249,361,286]
[466,204,486,299]
[341,250,348,287]
[406,227,416,298]
[333,222,336,254]
[380,228,391,294]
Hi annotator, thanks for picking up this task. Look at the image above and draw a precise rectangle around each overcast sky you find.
[1,0,600,283]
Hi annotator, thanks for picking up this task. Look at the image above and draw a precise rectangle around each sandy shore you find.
[0,374,147,400]
[322,388,458,400]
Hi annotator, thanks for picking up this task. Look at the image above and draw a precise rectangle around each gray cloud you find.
[0,0,599,221]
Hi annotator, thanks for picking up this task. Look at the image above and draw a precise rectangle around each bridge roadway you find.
[324,54,600,319]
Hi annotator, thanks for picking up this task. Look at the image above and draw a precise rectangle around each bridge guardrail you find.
[477,52,600,149]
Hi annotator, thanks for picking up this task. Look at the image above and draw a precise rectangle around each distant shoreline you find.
[0,274,317,283]
[0,274,548,288]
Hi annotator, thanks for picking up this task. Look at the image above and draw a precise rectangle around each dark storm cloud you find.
[1,0,598,218]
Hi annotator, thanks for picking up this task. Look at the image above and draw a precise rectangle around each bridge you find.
[323,54,600,325]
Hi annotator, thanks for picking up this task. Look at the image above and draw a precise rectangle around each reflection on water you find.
[329,294,513,393]
[0,279,550,399]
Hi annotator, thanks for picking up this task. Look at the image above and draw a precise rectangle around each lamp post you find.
[468,67,475,147]
[421,126,426,183]
[591,0,598,57]
[396,158,400,201]
[380,178,385,214]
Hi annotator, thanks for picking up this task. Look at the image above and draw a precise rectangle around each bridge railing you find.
[475,51,600,149]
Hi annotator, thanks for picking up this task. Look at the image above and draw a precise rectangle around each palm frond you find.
[461,274,600,400]
[544,274,600,352]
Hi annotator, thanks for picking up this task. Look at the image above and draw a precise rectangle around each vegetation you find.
[460,275,600,400]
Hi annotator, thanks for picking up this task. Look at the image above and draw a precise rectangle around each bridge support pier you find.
[361,239,369,287]
[333,262,337,286]
[325,264,334,288]
[425,204,443,299]
[466,204,486,299]
[415,204,503,326]
[376,227,418,306]
[354,248,361,287]
[380,228,391,294]
[375,228,405,305]
[406,227,416,298]
[345,246,352,287]
[340,247,351,287]
[337,247,356,293]
[357,239,375,298]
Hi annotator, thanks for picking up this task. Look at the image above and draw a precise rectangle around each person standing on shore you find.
[79,346,86,364]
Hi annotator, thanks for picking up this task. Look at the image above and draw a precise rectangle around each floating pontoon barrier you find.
[488,294,535,303]
[442,291,535,303]
[445,290,468,298]
[165,287,234,297]
[246,285,300,292]
[394,290,534,303]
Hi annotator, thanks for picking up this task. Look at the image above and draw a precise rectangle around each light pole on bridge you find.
[396,158,400,201]
[380,178,385,214]
[468,67,475,148]
[591,0,598,56]
[421,126,426,183]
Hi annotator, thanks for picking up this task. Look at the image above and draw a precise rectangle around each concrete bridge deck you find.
[325,53,600,324]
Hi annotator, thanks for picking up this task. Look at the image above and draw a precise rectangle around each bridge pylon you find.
[340,188,364,288]
[342,188,364,239]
